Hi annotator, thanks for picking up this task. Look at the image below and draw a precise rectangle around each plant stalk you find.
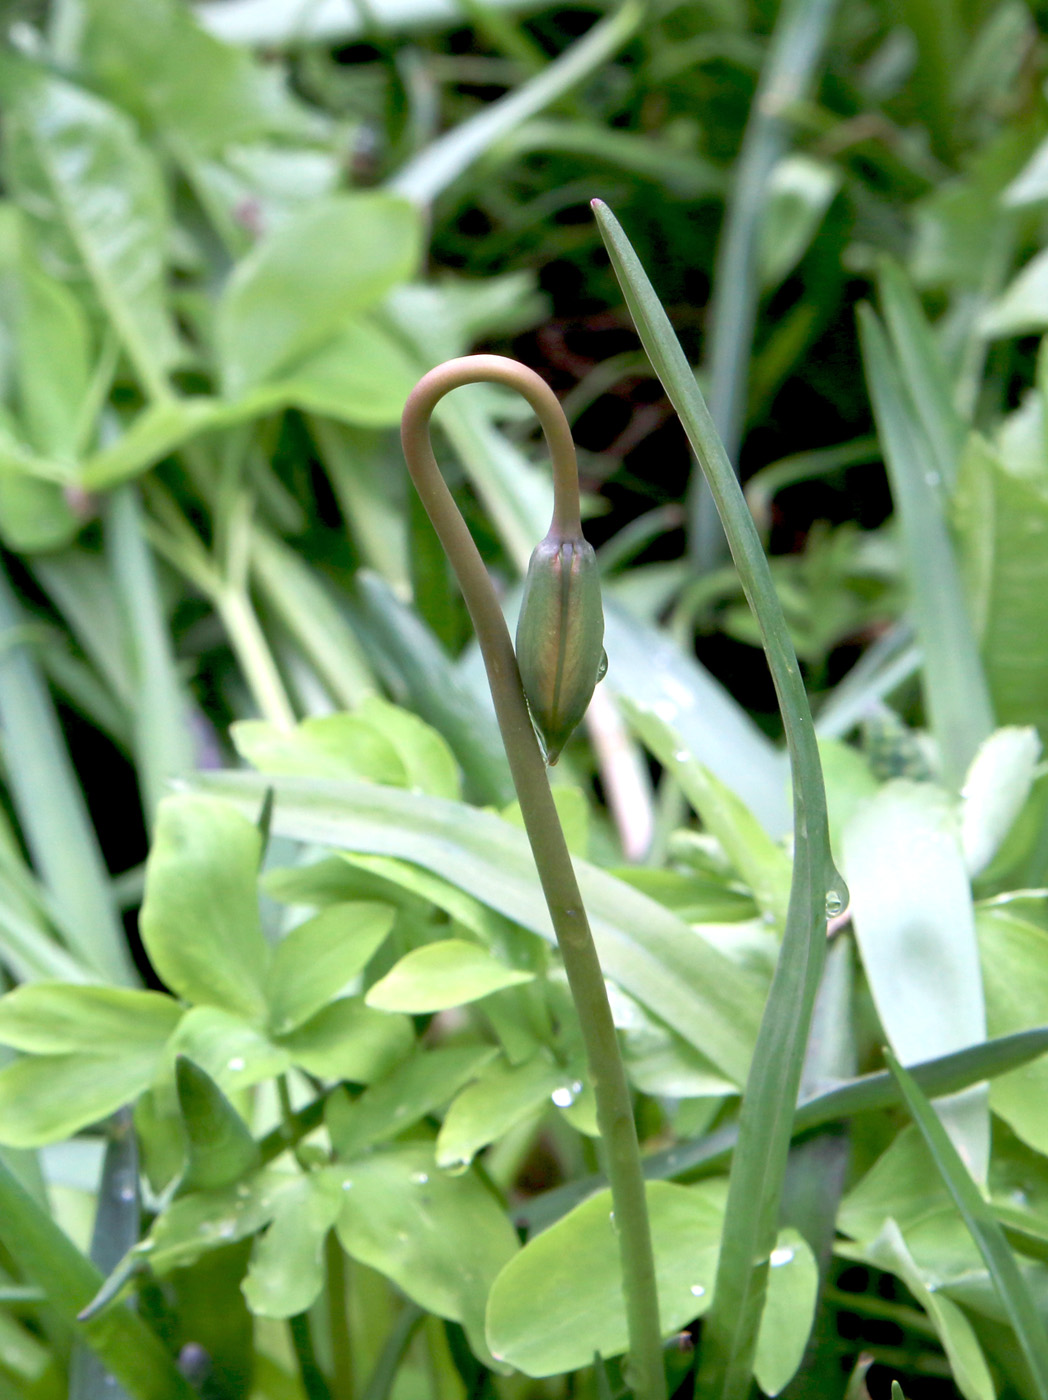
[401,354,666,1400]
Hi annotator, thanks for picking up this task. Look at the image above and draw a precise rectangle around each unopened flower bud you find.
[515,529,607,764]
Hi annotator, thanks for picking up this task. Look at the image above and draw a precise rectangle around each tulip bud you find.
[515,529,607,764]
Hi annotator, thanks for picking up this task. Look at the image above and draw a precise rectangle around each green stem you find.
[361,1304,425,1400]
[290,1312,334,1400]
[326,1234,354,1400]
[401,355,666,1400]
[216,586,296,730]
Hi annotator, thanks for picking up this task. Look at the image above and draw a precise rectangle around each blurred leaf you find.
[13,243,92,457]
[980,249,1048,338]
[486,1180,724,1376]
[275,997,413,1081]
[243,1171,344,1319]
[233,714,408,786]
[435,1053,559,1168]
[979,908,1048,1156]
[759,155,841,289]
[3,60,178,396]
[0,1155,198,1398]
[961,727,1041,876]
[0,1051,162,1147]
[140,795,270,1021]
[355,696,462,801]
[366,940,534,1014]
[859,306,994,786]
[953,432,1048,740]
[753,1230,818,1397]
[0,984,179,1055]
[267,902,395,1034]
[81,0,316,153]
[216,194,421,394]
[168,1005,290,1094]
[175,1056,260,1194]
[326,1044,498,1158]
[335,1146,518,1368]
[843,781,988,1178]
[196,770,764,1086]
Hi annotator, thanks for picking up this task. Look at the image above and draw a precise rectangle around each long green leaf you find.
[0,561,133,984]
[857,305,994,786]
[193,769,763,1087]
[106,486,195,830]
[594,199,841,1400]
[886,1048,1048,1400]
[692,0,839,567]
[517,1025,1048,1234]
[0,1156,197,1400]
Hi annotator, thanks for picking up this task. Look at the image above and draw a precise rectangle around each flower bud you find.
[515,530,607,764]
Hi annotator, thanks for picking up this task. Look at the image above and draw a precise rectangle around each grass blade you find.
[388,0,644,205]
[886,1048,1048,1400]
[592,199,842,1400]
[0,1155,197,1400]
[857,305,994,786]
[693,0,840,567]
[0,560,134,985]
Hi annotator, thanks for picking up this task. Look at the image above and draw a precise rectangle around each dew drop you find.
[118,1184,136,1202]
[341,1180,354,1191]
[674,749,692,764]
[596,649,609,684]
[551,1086,575,1108]
[689,1283,706,1298]
[218,1221,237,1240]
[227,1056,246,1072]
[571,1079,583,1094]
[824,890,844,918]
[410,1171,429,1185]
[769,1246,794,1267]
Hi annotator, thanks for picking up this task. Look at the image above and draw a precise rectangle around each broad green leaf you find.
[486,1181,725,1376]
[961,728,1041,876]
[326,1044,498,1159]
[625,703,791,926]
[336,1146,519,1368]
[167,1006,290,1094]
[143,1168,294,1273]
[233,714,407,786]
[216,193,421,394]
[81,0,314,154]
[0,1155,198,1399]
[887,1050,1048,1400]
[140,794,270,1021]
[175,1056,260,1194]
[3,62,178,396]
[979,908,1048,1155]
[195,771,764,1087]
[266,316,420,426]
[242,1171,344,1318]
[14,249,91,457]
[953,433,1048,740]
[843,781,988,1179]
[435,1053,561,1168]
[0,984,179,1055]
[864,1219,996,1400]
[354,696,462,801]
[366,940,534,1014]
[276,998,412,1082]
[267,902,395,1034]
[753,1230,818,1396]
[0,1051,160,1147]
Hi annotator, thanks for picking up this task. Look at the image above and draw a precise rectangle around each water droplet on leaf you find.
[770,1246,794,1267]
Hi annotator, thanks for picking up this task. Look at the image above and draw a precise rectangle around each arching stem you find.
[402,355,666,1400]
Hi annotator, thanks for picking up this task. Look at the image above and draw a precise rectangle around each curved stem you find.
[402,354,665,1400]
